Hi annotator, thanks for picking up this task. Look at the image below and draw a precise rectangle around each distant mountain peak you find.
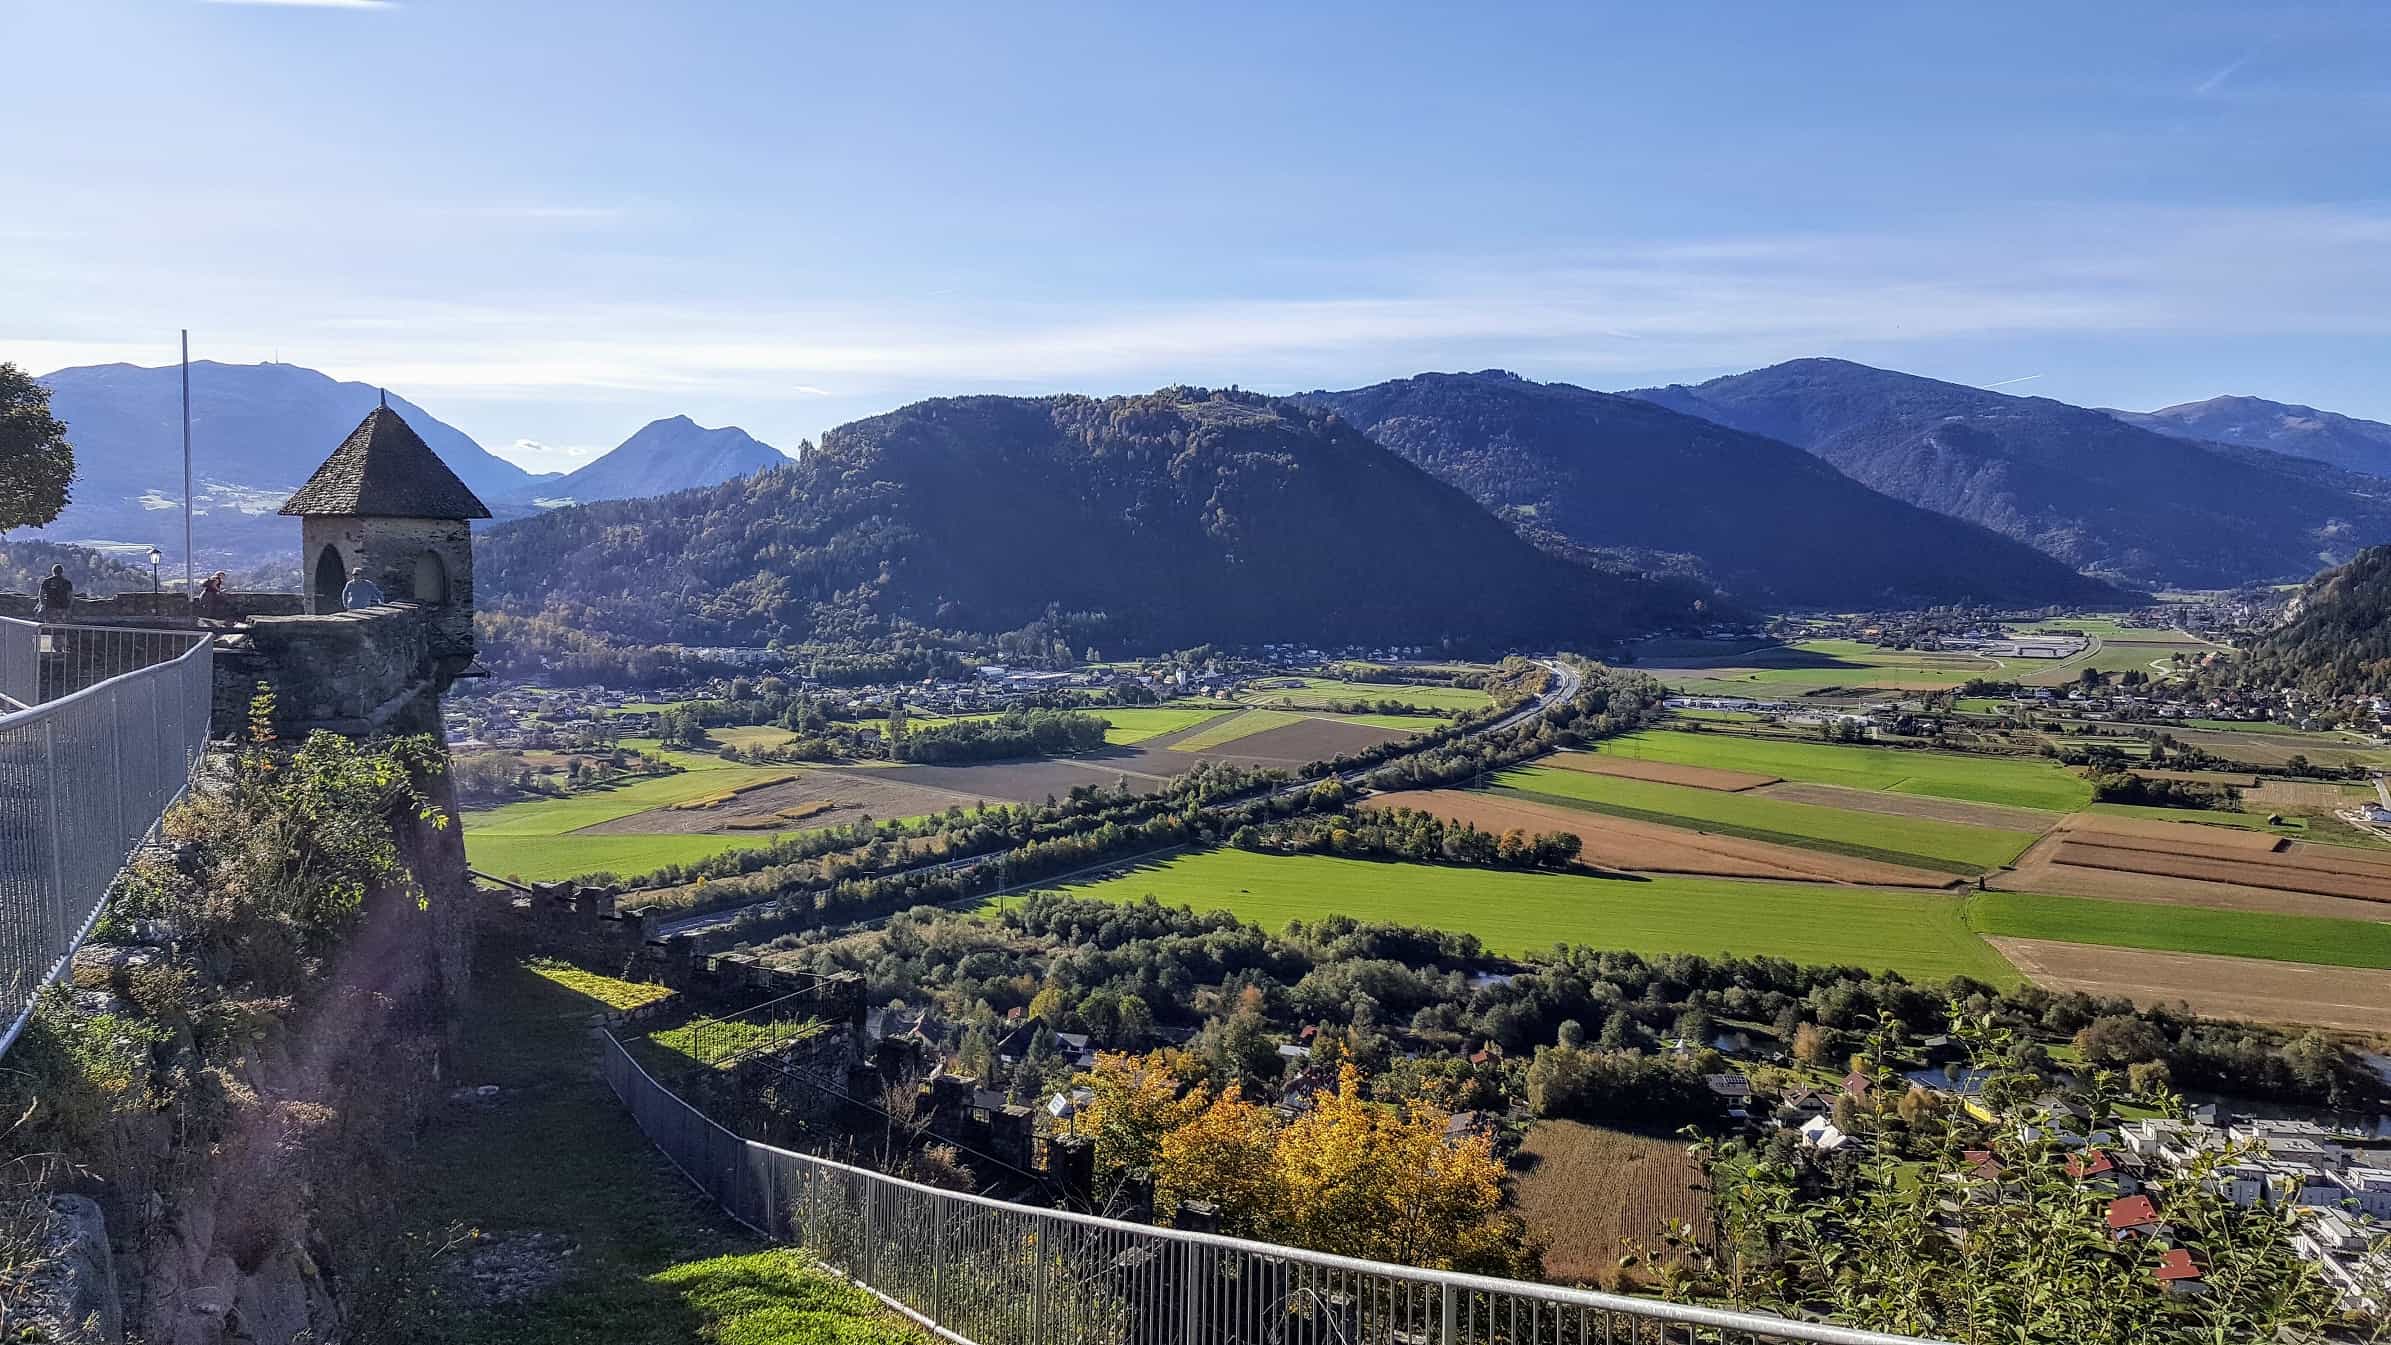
[513,415,788,507]
[2111,393,2391,482]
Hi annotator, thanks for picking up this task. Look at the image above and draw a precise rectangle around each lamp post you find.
[148,546,161,597]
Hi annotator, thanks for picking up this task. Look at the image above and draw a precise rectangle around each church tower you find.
[279,404,491,665]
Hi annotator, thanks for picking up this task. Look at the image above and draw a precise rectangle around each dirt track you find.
[1545,752,1779,792]
[1366,789,1955,888]
[1755,782,2057,832]
[1990,937,2391,1033]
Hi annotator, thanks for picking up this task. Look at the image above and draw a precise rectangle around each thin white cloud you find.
[1983,374,2044,388]
[202,0,397,8]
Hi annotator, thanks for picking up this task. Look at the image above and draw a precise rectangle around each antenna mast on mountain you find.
[180,330,193,595]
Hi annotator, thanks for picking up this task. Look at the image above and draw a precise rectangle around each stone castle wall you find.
[2,590,461,739]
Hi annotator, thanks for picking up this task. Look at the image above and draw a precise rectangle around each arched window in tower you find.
[413,549,449,604]
[312,544,347,613]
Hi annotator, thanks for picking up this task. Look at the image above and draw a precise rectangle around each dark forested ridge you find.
[475,387,1713,655]
[1629,358,2391,589]
[2112,395,2391,481]
[1295,372,2132,609]
[2222,545,2391,699]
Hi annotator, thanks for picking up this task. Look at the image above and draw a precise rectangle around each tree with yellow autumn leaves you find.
[1072,1051,1532,1275]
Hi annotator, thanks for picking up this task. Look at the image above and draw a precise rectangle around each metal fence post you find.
[1442,1283,1458,1345]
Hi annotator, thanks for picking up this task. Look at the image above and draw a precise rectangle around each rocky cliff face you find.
[17,761,477,1345]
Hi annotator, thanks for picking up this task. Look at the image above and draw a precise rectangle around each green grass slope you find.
[1598,730,2091,811]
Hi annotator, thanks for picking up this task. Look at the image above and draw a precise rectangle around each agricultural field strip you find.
[1989,937,2391,1035]
[1543,753,1779,792]
[1052,848,2020,985]
[1592,731,2092,812]
[2048,841,2391,903]
[1366,789,1957,888]
[1240,677,1492,713]
[1494,765,2039,873]
[1967,890,2391,971]
[465,761,802,836]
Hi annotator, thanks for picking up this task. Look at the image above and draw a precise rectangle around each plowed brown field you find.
[2046,841,2391,903]
[1544,752,1778,792]
[1364,789,1954,887]
[1990,938,2391,1032]
[1992,834,2391,921]
[1756,782,2058,832]
[2060,814,2287,854]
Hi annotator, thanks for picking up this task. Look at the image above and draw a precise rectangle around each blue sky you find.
[4,1,2387,471]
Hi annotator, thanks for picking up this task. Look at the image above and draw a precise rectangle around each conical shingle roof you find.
[280,405,492,519]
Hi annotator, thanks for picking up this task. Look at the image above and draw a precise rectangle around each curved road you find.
[655,659,1579,940]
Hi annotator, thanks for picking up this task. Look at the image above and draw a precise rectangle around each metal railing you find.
[0,623,214,1055]
[602,1032,1942,1345]
[0,617,34,710]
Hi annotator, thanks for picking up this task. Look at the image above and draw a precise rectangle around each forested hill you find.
[474,388,1713,654]
[1629,358,2391,590]
[2223,546,2391,699]
[1295,372,2132,609]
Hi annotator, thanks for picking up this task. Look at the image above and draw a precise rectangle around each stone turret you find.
[279,403,489,667]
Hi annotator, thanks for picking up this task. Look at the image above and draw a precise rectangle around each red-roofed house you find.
[2108,1195,2163,1241]
[2153,1248,2203,1296]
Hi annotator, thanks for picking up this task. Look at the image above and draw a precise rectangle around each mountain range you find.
[34,361,542,564]
[473,387,1711,652]
[511,415,788,507]
[1295,372,2132,609]
[2110,395,2391,481]
[28,362,788,567]
[1630,359,2391,590]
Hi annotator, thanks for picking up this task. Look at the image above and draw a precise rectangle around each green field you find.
[1497,765,2040,873]
[1643,639,2002,695]
[1091,706,1231,744]
[1048,849,2018,984]
[1968,891,2391,971]
[1595,730,2089,812]
[709,724,800,751]
[1170,708,1312,751]
[1242,677,1490,713]
[463,758,812,883]
[464,830,801,884]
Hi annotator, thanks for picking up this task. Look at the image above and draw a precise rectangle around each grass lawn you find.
[1047,848,2019,984]
[1242,677,1491,713]
[1669,708,1766,723]
[404,954,924,1345]
[1967,891,2391,971]
[1597,730,2089,812]
[1497,765,2039,873]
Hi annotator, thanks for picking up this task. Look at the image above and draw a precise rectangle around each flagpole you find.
[180,330,193,596]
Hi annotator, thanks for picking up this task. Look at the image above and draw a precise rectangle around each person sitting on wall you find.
[37,564,71,614]
[193,570,235,624]
[339,566,386,610]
